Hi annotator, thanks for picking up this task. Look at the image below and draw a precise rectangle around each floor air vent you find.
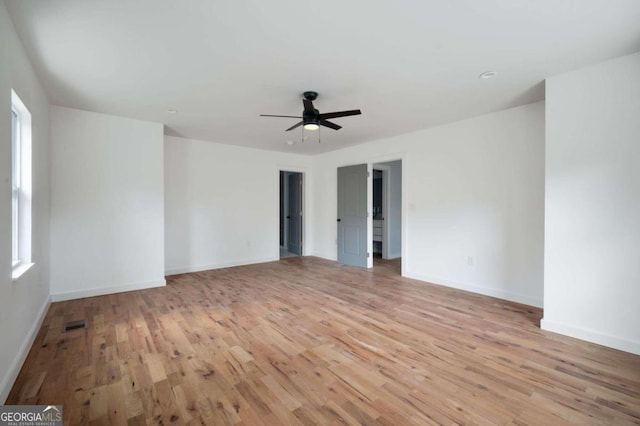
[63,319,87,332]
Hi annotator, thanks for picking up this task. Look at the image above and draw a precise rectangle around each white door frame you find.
[277,166,308,257]
[372,164,391,259]
[369,155,404,274]
[281,171,289,250]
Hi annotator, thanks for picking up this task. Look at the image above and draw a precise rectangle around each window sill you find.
[12,262,34,281]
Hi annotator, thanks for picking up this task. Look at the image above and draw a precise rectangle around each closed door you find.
[287,173,302,255]
[337,164,367,267]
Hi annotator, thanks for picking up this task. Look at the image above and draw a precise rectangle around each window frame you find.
[11,89,34,281]
[11,107,20,267]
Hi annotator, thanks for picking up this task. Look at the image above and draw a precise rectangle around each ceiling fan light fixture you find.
[304,123,319,131]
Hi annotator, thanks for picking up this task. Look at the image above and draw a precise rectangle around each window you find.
[11,90,33,280]
[11,108,19,264]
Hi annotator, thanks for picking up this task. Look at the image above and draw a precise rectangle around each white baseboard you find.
[165,257,278,276]
[51,279,166,302]
[303,257,542,307]
[1,294,51,403]
[541,318,640,356]
[311,252,337,261]
[404,271,543,308]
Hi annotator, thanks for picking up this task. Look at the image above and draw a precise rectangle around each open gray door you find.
[337,164,368,267]
[287,173,302,255]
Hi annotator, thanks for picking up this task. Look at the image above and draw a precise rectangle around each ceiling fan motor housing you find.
[303,91,318,101]
[303,108,320,125]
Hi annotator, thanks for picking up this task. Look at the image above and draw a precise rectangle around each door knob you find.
[337,218,341,222]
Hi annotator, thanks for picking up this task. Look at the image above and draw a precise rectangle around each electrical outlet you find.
[467,256,474,266]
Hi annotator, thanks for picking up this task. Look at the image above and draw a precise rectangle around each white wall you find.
[543,52,640,355]
[164,136,312,274]
[50,106,165,301]
[313,102,545,307]
[0,1,51,402]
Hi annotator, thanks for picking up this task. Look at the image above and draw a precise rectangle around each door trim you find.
[278,166,308,257]
[369,156,404,274]
[373,164,390,259]
[286,172,303,255]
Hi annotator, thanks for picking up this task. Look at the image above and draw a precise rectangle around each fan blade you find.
[319,119,342,130]
[319,109,361,120]
[260,114,302,118]
[285,121,304,131]
[303,99,314,112]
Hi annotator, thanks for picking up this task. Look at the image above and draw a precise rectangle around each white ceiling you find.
[6,0,640,154]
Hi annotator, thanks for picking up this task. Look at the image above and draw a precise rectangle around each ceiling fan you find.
[260,91,361,131]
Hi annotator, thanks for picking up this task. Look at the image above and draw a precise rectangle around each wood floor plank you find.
[7,256,640,425]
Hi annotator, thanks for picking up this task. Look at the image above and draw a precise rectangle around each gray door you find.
[337,164,368,267]
[287,173,302,255]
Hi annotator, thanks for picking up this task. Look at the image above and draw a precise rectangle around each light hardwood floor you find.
[8,257,640,425]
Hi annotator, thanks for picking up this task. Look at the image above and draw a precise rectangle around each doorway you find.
[280,171,303,259]
[372,160,402,274]
[372,169,383,258]
[337,160,402,271]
